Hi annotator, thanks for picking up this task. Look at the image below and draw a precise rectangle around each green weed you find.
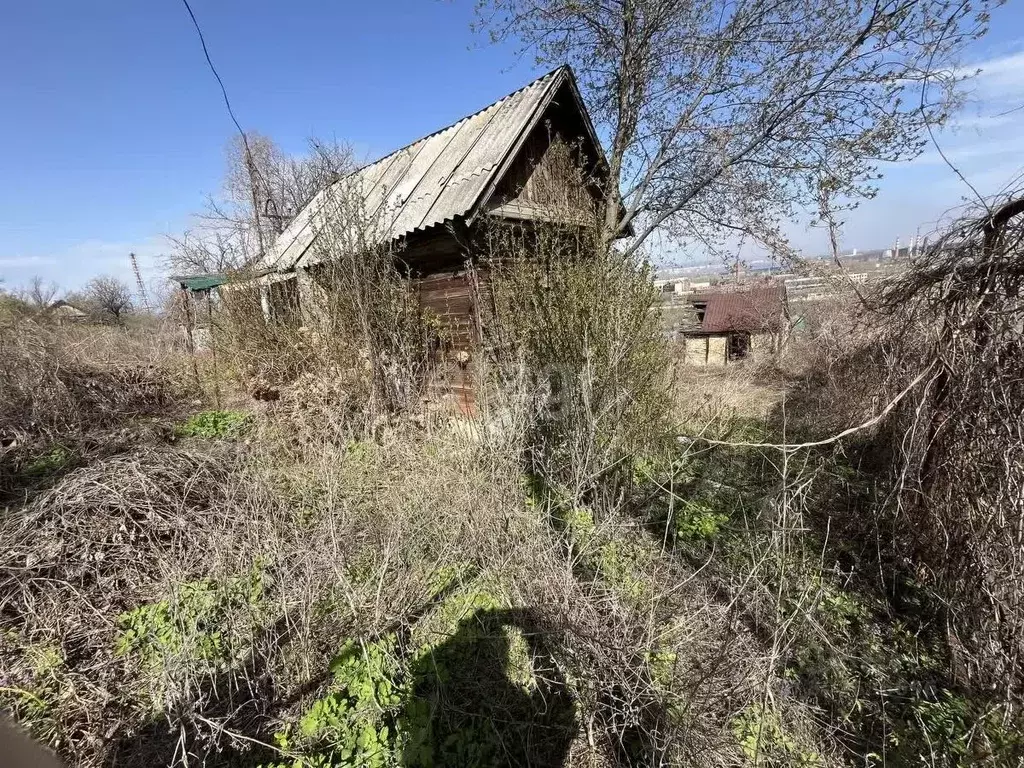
[0,636,65,748]
[175,409,250,439]
[895,691,1024,766]
[561,505,596,544]
[270,637,401,768]
[595,538,653,605]
[671,499,729,541]
[116,567,266,681]
[732,703,822,767]
[23,444,73,479]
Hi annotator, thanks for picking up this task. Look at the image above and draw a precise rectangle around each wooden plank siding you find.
[486,124,601,225]
[264,69,616,414]
[416,270,480,412]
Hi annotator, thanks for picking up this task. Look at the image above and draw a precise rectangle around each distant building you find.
[46,300,87,325]
[675,284,788,366]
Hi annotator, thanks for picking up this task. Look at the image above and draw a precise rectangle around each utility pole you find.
[244,141,267,260]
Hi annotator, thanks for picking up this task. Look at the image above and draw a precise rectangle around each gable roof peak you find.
[259,65,596,273]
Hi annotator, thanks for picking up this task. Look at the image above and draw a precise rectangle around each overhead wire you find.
[179,0,270,256]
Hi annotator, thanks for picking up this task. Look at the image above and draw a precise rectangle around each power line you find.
[179,0,247,142]
[179,0,268,257]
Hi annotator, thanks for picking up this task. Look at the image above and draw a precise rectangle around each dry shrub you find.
[0,320,173,439]
[212,192,430,436]
[873,195,1024,703]
[471,221,794,764]
[1,387,781,767]
[212,279,318,386]
[0,447,240,765]
[480,219,672,504]
[0,318,183,493]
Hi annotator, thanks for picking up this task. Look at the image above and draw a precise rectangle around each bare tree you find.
[22,276,60,309]
[476,0,995,256]
[167,134,354,275]
[84,275,133,323]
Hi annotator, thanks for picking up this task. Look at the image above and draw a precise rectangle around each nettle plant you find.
[269,637,402,768]
[116,567,267,707]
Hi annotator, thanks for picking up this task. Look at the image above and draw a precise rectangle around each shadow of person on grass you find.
[400,607,575,768]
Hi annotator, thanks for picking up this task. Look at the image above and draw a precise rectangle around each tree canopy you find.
[477,0,996,257]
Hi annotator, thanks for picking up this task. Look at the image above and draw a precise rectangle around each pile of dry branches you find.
[0,320,173,446]
[0,449,239,764]
[877,194,1024,703]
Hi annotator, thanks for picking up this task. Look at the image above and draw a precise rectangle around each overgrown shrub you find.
[871,196,1024,705]
[0,318,175,453]
[481,218,672,507]
[213,190,430,435]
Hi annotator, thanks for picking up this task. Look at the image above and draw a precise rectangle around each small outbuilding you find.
[46,300,88,325]
[678,284,788,366]
[254,65,615,408]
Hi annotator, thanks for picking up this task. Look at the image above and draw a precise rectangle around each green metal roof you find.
[172,274,228,292]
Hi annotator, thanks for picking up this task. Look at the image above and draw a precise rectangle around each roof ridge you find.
[258,65,585,272]
[346,66,567,178]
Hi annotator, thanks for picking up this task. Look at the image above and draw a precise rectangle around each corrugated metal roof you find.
[687,285,787,334]
[259,68,569,273]
[172,274,229,292]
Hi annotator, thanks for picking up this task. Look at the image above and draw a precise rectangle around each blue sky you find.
[1,1,1022,290]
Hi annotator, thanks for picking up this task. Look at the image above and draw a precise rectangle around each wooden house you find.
[678,284,788,366]
[257,66,612,408]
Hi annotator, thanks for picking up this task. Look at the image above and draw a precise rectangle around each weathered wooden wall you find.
[415,269,479,411]
[490,129,597,221]
[683,335,728,367]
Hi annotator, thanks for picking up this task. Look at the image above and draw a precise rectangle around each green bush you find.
[897,691,1024,766]
[116,567,266,682]
[561,505,596,544]
[671,499,729,541]
[175,409,250,439]
[731,703,822,767]
[270,637,402,768]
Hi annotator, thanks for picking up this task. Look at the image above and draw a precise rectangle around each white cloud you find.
[911,135,1024,167]
[957,49,1024,114]
[0,236,170,291]
[0,255,55,269]
[971,51,1024,89]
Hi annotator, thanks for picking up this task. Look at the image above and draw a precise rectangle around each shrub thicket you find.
[7,189,1024,768]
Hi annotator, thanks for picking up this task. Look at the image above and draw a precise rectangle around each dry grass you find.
[0,260,848,768]
[0,356,778,768]
[8,205,1022,767]
[671,364,784,427]
[0,316,187,496]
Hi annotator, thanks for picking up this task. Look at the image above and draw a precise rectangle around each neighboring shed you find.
[678,284,788,366]
[47,300,87,324]
[255,65,613,409]
[172,273,229,352]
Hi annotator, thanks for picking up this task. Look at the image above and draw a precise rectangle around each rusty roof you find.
[688,285,787,334]
[260,67,585,273]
